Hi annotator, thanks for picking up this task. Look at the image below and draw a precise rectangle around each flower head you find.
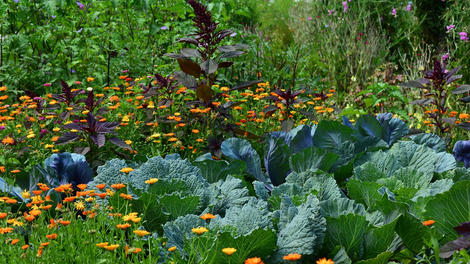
[134,230,150,237]
[460,32,468,41]
[316,258,334,264]
[191,227,209,235]
[222,247,237,256]
[283,253,302,261]
[244,257,264,264]
[200,213,216,220]
[423,220,435,226]
[120,167,134,174]
[145,178,159,185]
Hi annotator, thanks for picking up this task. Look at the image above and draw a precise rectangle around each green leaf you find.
[269,195,326,261]
[389,141,437,174]
[362,218,399,259]
[205,229,277,264]
[313,121,353,151]
[264,136,292,186]
[354,150,401,177]
[353,115,384,140]
[289,147,339,173]
[331,246,352,264]
[353,162,387,182]
[347,179,383,209]
[395,211,430,253]
[434,152,456,173]
[159,194,200,218]
[324,214,368,260]
[192,159,246,183]
[410,133,446,153]
[355,251,394,264]
[424,181,470,242]
[320,198,366,218]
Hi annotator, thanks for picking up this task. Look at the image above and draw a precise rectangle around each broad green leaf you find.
[353,115,383,140]
[320,198,366,218]
[354,150,401,177]
[353,162,387,182]
[159,194,200,218]
[331,246,352,264]
[264,136,292,186]
[192,159,245,183]
[313,121,353,151]
[355,251,394,264]
[389,141,437,174]
[324,214,368,260]
[289,147,339,173]
[392,167,432,189]
[434,152,456,173]
[424,181,470,242]
[395,211,430,253]
[362,218,398,259]
[347,179,383,209]
[130,191,169,235]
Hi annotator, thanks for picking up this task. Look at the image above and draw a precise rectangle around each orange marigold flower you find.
[5,199,17,204]
[117,223,132,229]
[120,193,133,200]
[132,248,142,254]
[283,253,302,261]
[60,220,71,226]
[25,215,35,221]
[2,137,14,145]
[0,227,14,234]
[168,246,177,252]
[97,193,108,199]
[10,170,20,173]
[40,242,50,247]
[77,184,87,190]
[316,258,334,264]
[96,184,106,190]
[63,196,76,203]
[32,190,42,195]
[29,209,42,217]
[11,239,19,245]
[0,212,7,219]
[46,233,58,240]
[111,183,126,190]
[200,213,216,220]
[423,220,435,226]
[244,257,264,264]
[21,245,29,250]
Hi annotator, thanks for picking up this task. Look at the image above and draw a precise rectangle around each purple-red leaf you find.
[62,123,84,130]
[55,132,80,145]
[90,134,106,148]
[439,237,470,258]
[177,58,202,78]
[453,221,470,238]
[108,137,132,150]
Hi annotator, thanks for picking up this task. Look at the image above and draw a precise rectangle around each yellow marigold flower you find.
[120,167,134,174]
[74,201,85,211]
[200,213,216,220]
[316,258,334,264]
[103,244,119,251]
[87,77,95,82]
[27,134,35,139]
[21,189,31,199]
[191,227,208,235]
[145,178,159,185]
[423,220,435,226]
[134,230,150,237]
[168,246,177,252]
[222,247,237,256]
[96,242,109,248]
[125,140,132,145]
[45,144,54,149]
